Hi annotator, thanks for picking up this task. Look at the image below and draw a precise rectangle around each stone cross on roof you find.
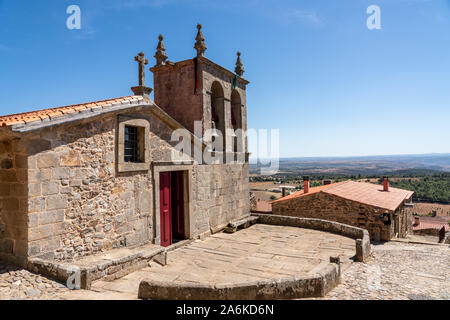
[135,52,149,86]
[235,51,244,77]
[154,34,168,66]
[131,52,152,98]
[194,24,207,57]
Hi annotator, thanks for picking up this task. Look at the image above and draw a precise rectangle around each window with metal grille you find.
[117,117,149,172]
[124,125,140,163]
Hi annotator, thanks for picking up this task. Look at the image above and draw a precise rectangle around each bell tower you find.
[150,24,250,157]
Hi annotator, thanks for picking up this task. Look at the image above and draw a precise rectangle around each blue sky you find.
[0,0,449,157]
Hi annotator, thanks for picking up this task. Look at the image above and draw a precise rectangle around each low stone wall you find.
[252,213,372,262]
[27,245,165,290]
[413,228,440,236]
[138,257,341,300]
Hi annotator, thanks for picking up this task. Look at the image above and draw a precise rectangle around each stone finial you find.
[154,34,168,66]
[131,52,152,98]
[235,51,244,77]
[194,23,207,57]
[134,52,149,87]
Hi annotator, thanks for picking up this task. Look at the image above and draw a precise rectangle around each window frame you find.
[124,125,142,163]
[117,116,150,173]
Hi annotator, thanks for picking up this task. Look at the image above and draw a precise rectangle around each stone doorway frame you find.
[152,161,194,246]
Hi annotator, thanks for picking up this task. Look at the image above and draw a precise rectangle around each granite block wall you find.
[272,192,408,241]
[23,109,186,261]
[0,107,250,263]
[0,136,28,266]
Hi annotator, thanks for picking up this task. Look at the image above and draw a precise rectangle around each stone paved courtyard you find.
[138,224,356,284]
[0,226,449,300]
[59,224,356,299]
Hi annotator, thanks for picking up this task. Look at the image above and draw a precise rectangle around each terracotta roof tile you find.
[0,95,145,127]
[22,115,42,123]
[47,111,64,118]
[413,217,450,231]
[413,222,449,231]
[61,108,77,115]
[1,118,25,126]
[323,181,414,211]
[273,180,414,212]
[271,182,345,203]
[72,106,88,111]
[37,114,49,120]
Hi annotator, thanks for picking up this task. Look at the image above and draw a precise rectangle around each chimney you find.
[383,176,389,192]
[414,215,420,226]
[303,176,310,194]
[323,179,332,186]
[282,187,286,198]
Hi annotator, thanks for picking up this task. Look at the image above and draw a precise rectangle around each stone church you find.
[0,24,250,267]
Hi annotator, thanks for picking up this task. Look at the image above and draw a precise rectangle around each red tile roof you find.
[0,95,145,127]
[413,216,450,231]
[271,182,345,203]
[273,180,414,212]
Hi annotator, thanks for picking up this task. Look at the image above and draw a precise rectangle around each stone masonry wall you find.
[152,60,203,135]
[191,163,250,235]
[272,192,397,241]
[400,204,413,237]
[0,136,28,266]
[152,58,249,152]
[25,108,182,261]
[151,57,251,236]
[21,107,250,262]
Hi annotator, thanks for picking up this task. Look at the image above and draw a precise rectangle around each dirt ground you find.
[251,190,282,202]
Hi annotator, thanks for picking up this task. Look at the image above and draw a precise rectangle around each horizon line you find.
[251,152,450,161]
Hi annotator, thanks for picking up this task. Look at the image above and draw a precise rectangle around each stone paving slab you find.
[159,224,355,285]
[59,224,355,299]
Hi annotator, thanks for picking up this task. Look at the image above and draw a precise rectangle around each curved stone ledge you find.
[138,216,371,300]
[252,213,372,262]
[138,258,341,300]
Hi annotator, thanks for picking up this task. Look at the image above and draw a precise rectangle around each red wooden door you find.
[160,172,172,247]
[172,172,185,240]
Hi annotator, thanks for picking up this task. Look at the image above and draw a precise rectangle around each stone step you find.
[27,243,166,290]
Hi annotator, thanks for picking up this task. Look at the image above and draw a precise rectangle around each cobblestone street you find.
[323,242,450,300]
[0,264,69,300]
